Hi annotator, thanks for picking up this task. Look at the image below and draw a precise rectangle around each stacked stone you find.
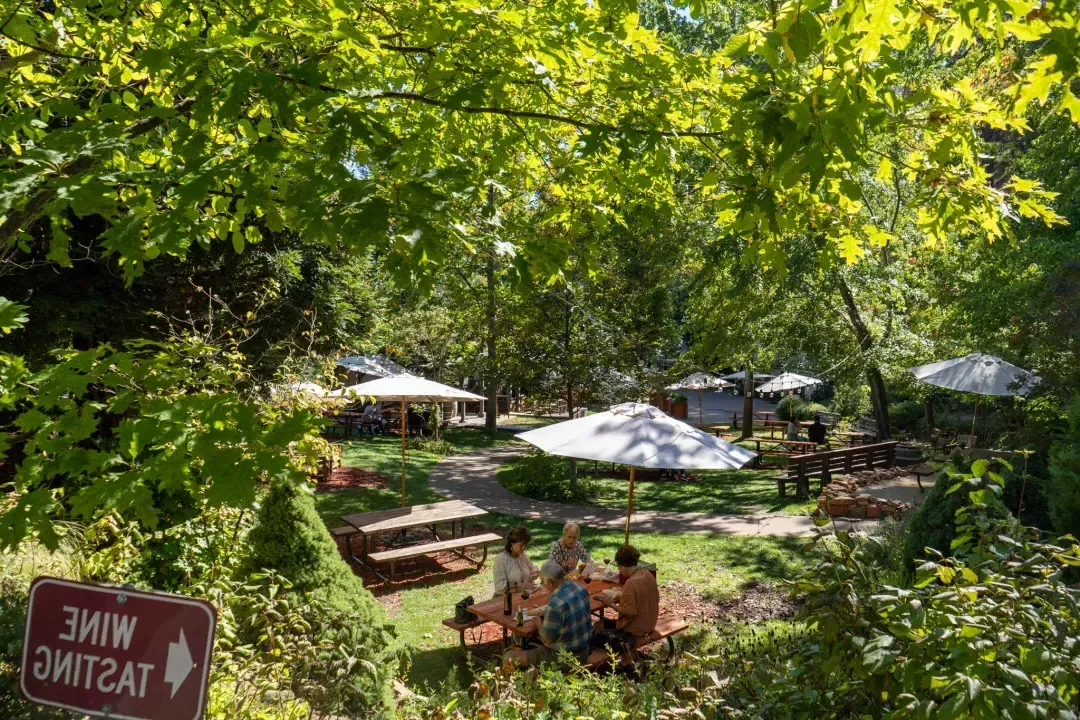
[816,473,914,519]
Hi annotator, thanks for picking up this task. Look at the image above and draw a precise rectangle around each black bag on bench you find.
[455,595,476,624]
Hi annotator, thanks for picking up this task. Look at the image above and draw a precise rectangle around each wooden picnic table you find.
[341,500,488,577]
[832,430,873,446]
[467,577,618,649]
[728,410,775,430]
[743,437,820,462]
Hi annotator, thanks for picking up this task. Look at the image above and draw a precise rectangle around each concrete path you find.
[428,445,873,537]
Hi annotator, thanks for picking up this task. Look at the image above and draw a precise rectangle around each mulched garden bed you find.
[661,579,802,624]
[318,466,389,492]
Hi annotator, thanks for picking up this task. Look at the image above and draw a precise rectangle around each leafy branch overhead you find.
[0,0,1076,283]
[0,339,324,551]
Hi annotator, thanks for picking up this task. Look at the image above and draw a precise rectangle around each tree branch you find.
[371,90,727,138]
[0,97,196,246]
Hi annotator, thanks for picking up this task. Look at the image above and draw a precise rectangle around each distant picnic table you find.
[339,500,499,583]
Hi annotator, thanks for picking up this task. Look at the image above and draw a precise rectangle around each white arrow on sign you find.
[165,629,193,699]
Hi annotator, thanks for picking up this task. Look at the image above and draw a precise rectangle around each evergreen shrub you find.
[245,482,397,716]
[1048,397,1080,539]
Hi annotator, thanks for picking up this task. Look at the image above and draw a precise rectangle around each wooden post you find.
[624,466,636,544]
[969,395,979,448]
[698,388,703,427]
[400,398,407,507]
[796,461,808,500]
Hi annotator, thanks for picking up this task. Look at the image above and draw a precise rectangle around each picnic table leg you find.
[502,625,509,651]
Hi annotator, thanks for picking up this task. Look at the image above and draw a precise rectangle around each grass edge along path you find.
[313,430,811,692]
[497,453,818,516]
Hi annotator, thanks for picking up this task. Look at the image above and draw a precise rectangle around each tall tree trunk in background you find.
[923,397,936,438]
[837,276,892,440]
[741,367,754,440]
[565,296,578,491]
[485,252,498,435]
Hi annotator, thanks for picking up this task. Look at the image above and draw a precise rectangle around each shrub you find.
[498,452,595,503]
[244,482,397,717]
[777,492,1080,718]
[1048,397,1080,538]
[888,398,925,435]
[900,458,1010,579]
[774,395,806,421]
[412,436,456,455]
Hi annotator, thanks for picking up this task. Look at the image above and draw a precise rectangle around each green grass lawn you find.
[497,455,818,515]
[315,428,811,693]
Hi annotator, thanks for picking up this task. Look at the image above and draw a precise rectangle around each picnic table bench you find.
[909,462,938,491]
[773,441,898,499]
[341,500,495,583]
[743,437,820,462]
[832,430,873,446]
[584,614,688,668]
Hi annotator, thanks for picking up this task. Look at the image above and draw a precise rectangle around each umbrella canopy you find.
[330,376,486,403]
[516,403,757,542]
[908,353,1040,396]
[756,372,822,394]
[332,376,485,506]
[664,372,733,391]
[721,370,774,382]
[271,381,327,399]
[336,354,415,381]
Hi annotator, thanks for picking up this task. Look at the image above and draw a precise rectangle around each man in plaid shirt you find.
[508,560,593,667]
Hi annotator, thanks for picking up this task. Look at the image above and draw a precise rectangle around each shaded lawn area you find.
[312,427,518,525]
[498,455,818,515]
[314,431,812,693]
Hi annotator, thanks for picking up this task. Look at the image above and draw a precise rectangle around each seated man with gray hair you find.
[506,560,593,667]
[549,521,594,571]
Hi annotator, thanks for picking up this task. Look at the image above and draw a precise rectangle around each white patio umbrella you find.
[909,353,1040,448]
[756,372,823,420]
[516,402,757,542]
[721,370,775,381]
[273,381,327,399]
[337,376,486,506]
[665,372,734,426]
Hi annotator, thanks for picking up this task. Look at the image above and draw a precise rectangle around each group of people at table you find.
[491,522,659,667]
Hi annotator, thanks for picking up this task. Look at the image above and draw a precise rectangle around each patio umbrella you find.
[516,402,757,542]
[665,372,734,426]
[720,370,775,381]
[909,353,1040,448]
[756,372,823,419]
[273,381,327,399]
[337,376,486,506]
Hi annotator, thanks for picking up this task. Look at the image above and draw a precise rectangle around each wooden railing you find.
[778,441,898,499]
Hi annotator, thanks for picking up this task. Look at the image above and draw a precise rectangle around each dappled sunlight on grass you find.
[498,457,817,515]
[312,430,810,692]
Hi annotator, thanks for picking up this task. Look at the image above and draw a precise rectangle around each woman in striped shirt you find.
[549,521,594,570]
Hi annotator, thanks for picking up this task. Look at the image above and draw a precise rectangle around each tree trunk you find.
[741,367,754,440]
[564,296,577,490]
[923,396,935,436]
[485,252,498,435]
[837,276,891,440]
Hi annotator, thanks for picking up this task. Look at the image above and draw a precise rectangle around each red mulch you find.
[318,466,389,492]
[661,580,802,624]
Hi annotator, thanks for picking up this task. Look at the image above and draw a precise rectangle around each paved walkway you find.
[428,445,874,537]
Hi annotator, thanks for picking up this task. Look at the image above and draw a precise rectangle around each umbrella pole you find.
[969,395,979,449]
[401,398,407,507]
[624,466,636,545]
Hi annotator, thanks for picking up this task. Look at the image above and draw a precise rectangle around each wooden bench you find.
[584,615,689,668]
[329,526,357,552]
[909,463,938,491]
[367,532,502,582]
[773,441,898,499]
[441,616,488,649]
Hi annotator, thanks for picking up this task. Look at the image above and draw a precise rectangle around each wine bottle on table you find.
[503,581,512,616]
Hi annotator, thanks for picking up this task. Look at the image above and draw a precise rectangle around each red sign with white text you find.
[21,577,216,720]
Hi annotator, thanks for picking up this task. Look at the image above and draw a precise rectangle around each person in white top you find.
[492,525,539,597]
